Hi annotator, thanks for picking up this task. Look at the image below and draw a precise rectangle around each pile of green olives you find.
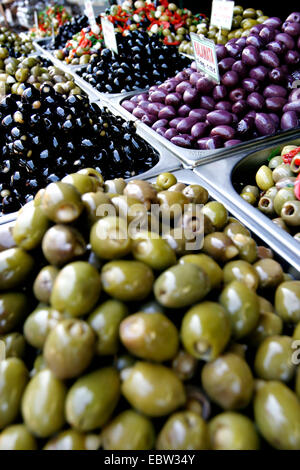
[239,144,300,241]
[0,56,82,97]
[0,170,299,450]
[179,6,268,55]
[0,27,34,58]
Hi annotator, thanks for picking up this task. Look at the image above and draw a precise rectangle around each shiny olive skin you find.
[66,367,120,432]
[0,424,37,450]
[220,281,260,338]
[256,165,274,191]
[254,259,284,289]
[23,305,62,349]
[182,185,209,204]
[0,223,16,252]
[44,429,100,450]
[223,260,259,290]
[241,185,259,199]
[44,319,96,379]
[181,302,231,361]
[42,225,86,266]
[22,369,66,438]
[154,263,210,309]
[202,353,254,410]
[254,381,300,450]
[102,260,154,302]
[0,358,28,430]
[231,234,257,263]
[51,261,101,317]
[41,182,83,223]
[202,202,228,229]
[120,312,179,362]
[156,173,177,190]
[203,232,239,263]
[33,266,59,304]
[12,204,49,251]
[274,188,295,216]
[0,332,25,358]
[281,200,300,226]
[121,362,186,417]
[254,335,295,382]
[88,299,128,355]
[209,412,260,450]
[90,217,131,260]
[0,248,34,290]
[132,233,176,271]
[241,192,257,205]
[224,221,250,240]
[247,312,283,347]
[275,281,300,323]
[62,174,101,195]
[179,254,223,289]
[102,410,155,450]
[82,191,112,224]
[157,190,188,217]
[156,411,209,450]
[0,292,28,335]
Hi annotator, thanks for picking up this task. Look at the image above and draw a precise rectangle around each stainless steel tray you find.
[147,168,299,278]
[193,139,300,271]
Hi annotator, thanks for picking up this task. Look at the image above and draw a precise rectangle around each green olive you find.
[121,362,186,417]
[50,261,101,317]
[231,233,257,263]
[220,281,260,338]
[62,173,101,195]
[41,182,83,223]
[181,301,231,361]
[0,292,28,335]
[272,217,290,232]
[241,184,259,198]
[42,224,86,266]
[66,367,120,432]
[12,204,49,250]
[254,381,300,449]
[82,191,112,224]
[254,335,295,382]
[0,248,34,290]
[247,312,283,347]
[272,164,293,183]
[258,195,275,216]
[202,353,254,410]
[90,215,131,261]
[156,173,177,190]
[182,184,209,204]
[224,221,250,240]
[203,232,239,263]
[255,165,274,191]
[202,201,228,229]
[132,232,176,270]
[33,266,59,304]
[44,429,100,450]
[120,312,178,362]
[24,305,62,349]
[0,424,37,450]
[179,254,223,289]
[0,358,28,430]
[254,259,284,289]
[269,155,283,169]
[281,200,300,226]
[209,412,260,450]
[156,411,209,450]
[0,332,25,358]
[274,187,295,216]
[275,281,300,323]
[223,260,259,290]
[102,410,155,450]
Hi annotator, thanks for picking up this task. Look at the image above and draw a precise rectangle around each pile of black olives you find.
[80,30,189,93]
[0,85,159,216]
[48,15,89,50]
[0,170,299,450]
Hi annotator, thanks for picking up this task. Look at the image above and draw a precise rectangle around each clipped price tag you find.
[211,0,234,30]
[101,16,118,54]
[190,33,220,83]
[0,340,5,362]
[85,0,96,28]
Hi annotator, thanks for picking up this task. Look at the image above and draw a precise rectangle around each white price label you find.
[0,340,5,362]
[34,11,39,30]
[85,0,96,27]
[191,33,220,83]
[101,17,118,54]
[211,0,234,30]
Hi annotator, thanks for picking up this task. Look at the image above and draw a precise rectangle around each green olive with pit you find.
[231,233,257,263]
[272,164,293,183]
[41,182,83,224]
[224,221,250,240]
[281,200,300,226]
[253,259,284,289]
[274,187,295,215]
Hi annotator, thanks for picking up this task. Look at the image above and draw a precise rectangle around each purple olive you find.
[265,97,287,112]
[141,114,157,126]
[224,139,242,147]
[267,41,286,55]
[206,110,233,126]
[285,50,300,65]
[199,96,216,111]
[245,110,256,119]
[246,33,264,49]
[281,111,299,129]
[259,26,276,43]
[165,92,182,108]
[260,50,280,68]
[177,117,199,133]
[197,136,223,149]
[275,33,295,50]
[268,67,286,84]
[156,127,167,137]
[229,88,246,102]
[148,102,164,115]
[191,122,209,139]
[131,95,141,103]
[212,85,227,101]
[175,81,193,94]
[159,80,178,93]
[232,100,248,115]
[158,106,177,120]
[255,113,276,135]
[221,70,239,88]
[183,88,199,104]
[164,128,178,140]
[218,57,235,73]
[196,77,215,93]
[263,17,282,29]
[138,101,151,111]
[247,92,265,111]
[242,77,259,92]
[122,100,136,113]
[211,125,236,140]
[282,21,300,36]
[286,12,300,23]
[269,113,280,128]
[136,93,149,102]
[132,107,146,119]
[175,70,190,81]
[249,66,269,82]
[152,119,169,130]
[169,117,184,128]
[149,89,168,103]
[242,46,260,66]
[178,104,192,117]
[250,24,264,35]
[237,116,255,136]
[171,134,193,148]
[225,42,241,58]
[215,101,232,112]
[263,84,287,98]
[190,72,203,86]
[148,86,158,93]
[288,88,300,102]
[236,37,247,48]
[216,44,227,60]
[189,108,209,120]
[231,61,248,77]
[283,100,300,112]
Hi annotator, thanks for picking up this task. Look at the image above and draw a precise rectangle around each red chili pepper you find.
[282,147,300,164]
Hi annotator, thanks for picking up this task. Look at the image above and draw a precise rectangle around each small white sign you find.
[85,0,96,28]
[101,16,118,54]
[211,0,234,30]
[191,33,220,83]
[34,11,39,30]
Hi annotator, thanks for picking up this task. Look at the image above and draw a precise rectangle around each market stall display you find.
[29,4,71,38]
